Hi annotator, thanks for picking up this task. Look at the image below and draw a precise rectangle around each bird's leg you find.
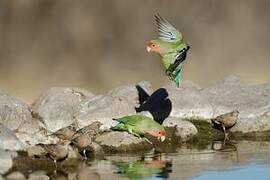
[83,149,87,159]
[128,129,152,144]
[128,129,140,138]
[54,159,57,169]
[222,125,229,140]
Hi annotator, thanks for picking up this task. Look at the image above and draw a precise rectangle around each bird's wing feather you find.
[155,13,181,42]
[114,116,143,126]
[166,46,190,74]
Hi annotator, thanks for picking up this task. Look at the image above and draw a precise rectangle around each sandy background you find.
[0,0,269,102]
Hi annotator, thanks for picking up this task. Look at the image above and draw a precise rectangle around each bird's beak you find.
[146,46,151,52]
[158,136,166,142]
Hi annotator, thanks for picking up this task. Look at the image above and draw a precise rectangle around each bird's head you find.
[146,40,171,56]
[147,130,166,142]
[232,110,239,117]
[147,40,162,54]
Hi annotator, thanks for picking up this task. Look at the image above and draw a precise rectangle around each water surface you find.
[12,140,270,179]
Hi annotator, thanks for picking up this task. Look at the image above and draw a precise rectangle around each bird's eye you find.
[158,131,164,135]
[151,44,156,48]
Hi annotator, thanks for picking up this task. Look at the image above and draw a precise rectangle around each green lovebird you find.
[111,115,166,142]
[146,13,190,87]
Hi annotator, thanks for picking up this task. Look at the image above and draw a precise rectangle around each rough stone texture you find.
[200,76,270,133]
[0,93,32,131]
[165,82,213,120]
[231,117,270,133]
[162,76,270,133]
[0,124,24,150]
[163,117,198,141]
[0,92,59,147]
[5,171,25,180]
[28,170,49,180]
[26,145,47,157]
[95,131,149,152]
[108,81,153,108]
[76,95,136,130]
[201,75,270,119]
[0,150,17,175]
[31,87,94,133]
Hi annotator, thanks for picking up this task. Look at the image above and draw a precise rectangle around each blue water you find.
[106,141,270,180]
[192,164,270,180]
[8,140,270,180]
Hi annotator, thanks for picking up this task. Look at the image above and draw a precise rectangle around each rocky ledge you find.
[0,76,269,175]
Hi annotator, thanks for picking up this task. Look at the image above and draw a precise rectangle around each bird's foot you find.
[224,133,230,141]
[54,160,58,170]
[128,130,141,138]
[83,150,87,160]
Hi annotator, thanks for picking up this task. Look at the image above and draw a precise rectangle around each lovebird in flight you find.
[111,115,166,143]
[146,13,190,87]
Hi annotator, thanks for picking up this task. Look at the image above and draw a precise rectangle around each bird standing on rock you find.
[52,124,77,140]
[40,140,70,168]
[71,121,102,158]
[211,110,239,140]
[111,115,166,143]
[146,13,190,87]
[72,134,92,159]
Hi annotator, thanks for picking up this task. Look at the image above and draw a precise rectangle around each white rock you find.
[163,117,198,141]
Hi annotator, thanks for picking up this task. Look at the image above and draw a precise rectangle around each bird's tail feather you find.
[175,71,182,87]
[111,122,125,131]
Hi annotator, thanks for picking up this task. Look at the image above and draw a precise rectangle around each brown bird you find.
[211,110,239,140]
[72,121,102,158]
[76,121,102,137]
[72,134,94,159]
[52,124,77,140]
[40,140,70,168]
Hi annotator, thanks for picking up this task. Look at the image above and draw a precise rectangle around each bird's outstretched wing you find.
[154,13,182,42]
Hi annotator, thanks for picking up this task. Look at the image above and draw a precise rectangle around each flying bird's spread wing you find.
[154,13,181,42]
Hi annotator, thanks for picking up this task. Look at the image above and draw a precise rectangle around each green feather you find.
[150,14,190,87]
[175,70,182,87]
[111,115,165,136]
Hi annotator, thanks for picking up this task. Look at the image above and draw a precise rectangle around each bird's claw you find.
[224,133,230,141]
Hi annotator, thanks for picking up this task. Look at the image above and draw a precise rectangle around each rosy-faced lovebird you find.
[111,115,166,143]
[146,13,190,87]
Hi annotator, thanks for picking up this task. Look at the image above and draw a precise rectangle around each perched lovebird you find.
[211,110,239,140]
[146,13,190,87]
[111,115,166,143]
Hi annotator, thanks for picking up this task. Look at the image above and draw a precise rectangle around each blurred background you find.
[0,0,269,102]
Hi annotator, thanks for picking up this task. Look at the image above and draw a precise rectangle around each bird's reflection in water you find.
[113,154,172,179]
[211,140,237,152]
[211,140,239,163]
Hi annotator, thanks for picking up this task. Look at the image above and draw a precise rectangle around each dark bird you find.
[135,86,172,125]
[211,110,239,140]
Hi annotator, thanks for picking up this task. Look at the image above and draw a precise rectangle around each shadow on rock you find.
[135,85,172,124]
